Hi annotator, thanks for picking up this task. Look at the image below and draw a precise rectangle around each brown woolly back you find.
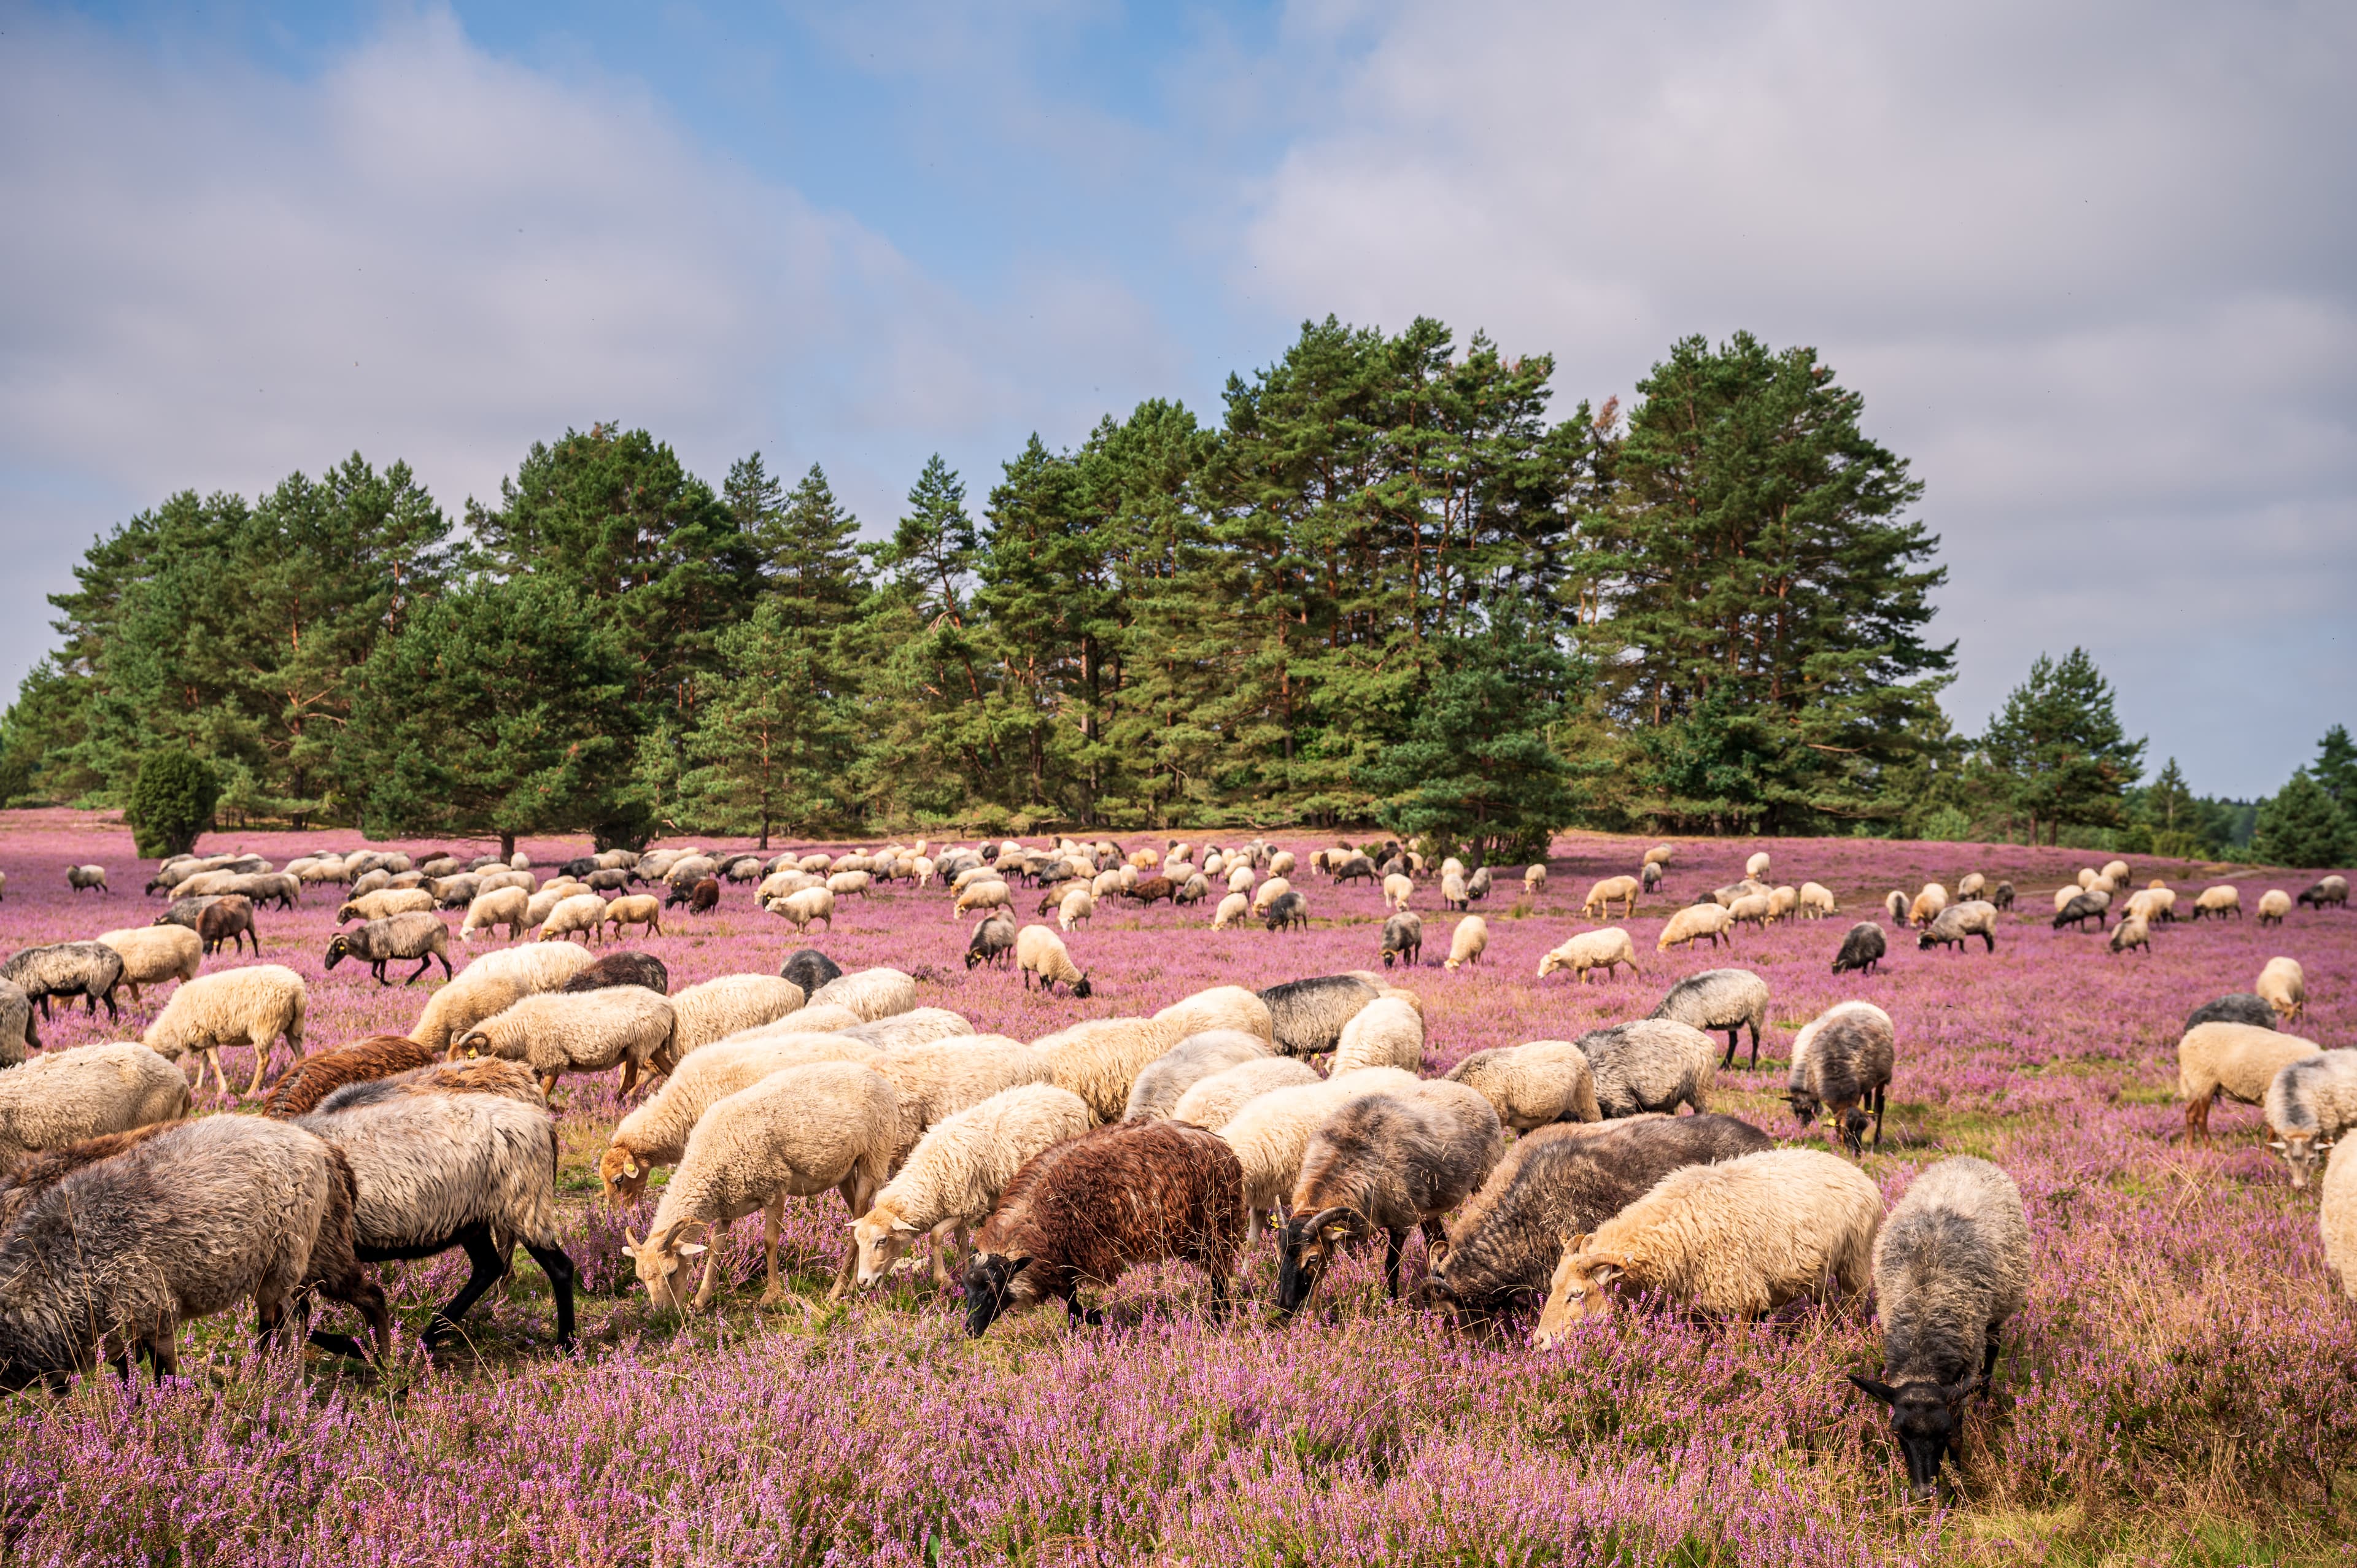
[978,1119,1245,1292]
[261,1035,441,1118]
[0,1121,184,1219]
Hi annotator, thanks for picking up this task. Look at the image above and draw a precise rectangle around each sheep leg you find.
[758,1200,787,1305]
[243,1036,276,1097]
[1746,1024,1760,1070]
[617,1058,640,1100]
[424,1226,513,1350]
[1382,1227,1407,1297]
[1980,1323,2003,1392]
[1872,1084,1887,1149]
[141,1329,178,1382]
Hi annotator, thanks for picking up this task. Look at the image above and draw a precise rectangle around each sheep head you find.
[598,1145,649,1204]
[624,1220,707,1315]
[2271,1132,2328,1190]
[1531,1242,1632,1345]
[1849,1373,1978,1500]
[962,1251,1033,1338]
[1274,1204,1357,1315]
[849,1201,921,1286]
[322,936,352,970]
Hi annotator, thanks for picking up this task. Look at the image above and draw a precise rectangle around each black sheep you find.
[781,947,843,997]
[1831,921,1886,975]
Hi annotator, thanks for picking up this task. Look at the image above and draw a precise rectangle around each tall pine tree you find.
[1980,649,2145,845]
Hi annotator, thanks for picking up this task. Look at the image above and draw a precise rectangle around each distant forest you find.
[1,319,2344,865]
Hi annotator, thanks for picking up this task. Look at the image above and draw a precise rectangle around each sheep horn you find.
[1306,1205,1355,1238]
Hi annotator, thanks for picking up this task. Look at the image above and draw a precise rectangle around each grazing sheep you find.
[300,1084,574,1352]
[1908,884,1949,928]
[2257,956,2307,1022]
[1466,867,1494,903]
[534,892,607,946]
[1576,1020,1719,1118]
[1153,985,1273,1047]
[1831,921,1887,976]
[871,1036,1056,1168]
[1124,1031,1273,1121]
[2186,992,2275,1034]
[1642,862,1665,893]
[597,1032,883,1202]
[669,975,807,1056]
[1850,1157,2030,1500]
[1444,914,1488,971]
[144,964,308,1096]
[602,895,662,941]
[336,888,437,924]
[325,912,453,986]
[1169,1057,1323,1130]
[1744,851,1771,880]
[2258,889,2293,926]
[1214,1067,1422,1235]
[1727,892,1774,931]
[198,896,260,956]
[1441,872,1469,911]
[626,1061,900,1311]
[95,925,201,1005]
[953,879,1012,922]
[2049,884,2083,914]
[0,942,126,1022]
[2264,1051,2357,1190]
[1580,876,1641,920]
[0,981,34,1067]
[1919,900,2000,954]
[2325,1141,2357,1297]
[556,952,671,1001]
[1525,864,1547,895]
[964,1119,1245,1334]
[1258,975,1381,1058]
[1276,1079,1503,1310]
[2107,914,2152,957]
[1058,887,1094,932]
[1956,873,1986,900]
[0,1115,388,1386]
[1709,880,1767,908]
[474,868,533,896]
[65,864,108,895]
[1643,844,1674,870]
[967,912,1018,970]
[0,1041,191,1156]
[460,886,531,943]
[1382,873,1414,912]
[1884,890,1909,925]
[1029,1018,1185,1122]
[1787,1002,1895,1154]
[2297,876,2349,910]
[772,886,837,933]
[1250,876,1293,915]
[1371,910,1423,970]
[2191,884,2242,921]
[1796,882,1838,920]
[2178,1021,2321,1141]
[1330,995,1425,1076]
[779,949,843,998]
[853,1084,1096,1287]
[1445,1040,1601,1131]
[1656,902,1734,952]
[1426,1114,1774,1324]
[1649,968,1770,1070]
[810,967,918,1022]
[262,1035,443,1118]
[2051,890,2110,932]
[1989,882,2016,911]
[1264,890,1310,932]
[455,987,677,1099]
[1531,1148,1883,1343]
[1538,927,1641,984]
[1212,892,1250,929]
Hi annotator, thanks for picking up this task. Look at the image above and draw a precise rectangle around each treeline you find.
[0,317,2329,862]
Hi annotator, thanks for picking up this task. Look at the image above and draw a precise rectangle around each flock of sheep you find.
[0,834,2349,1505]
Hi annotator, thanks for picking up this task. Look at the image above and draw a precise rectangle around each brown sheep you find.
[260,1035,443,1119]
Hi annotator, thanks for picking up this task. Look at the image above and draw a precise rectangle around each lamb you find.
[625,1060,900,1311]
[299,1084,575,1353]
[2107,914,2151,957]
[0,941,126,1022]
[1215,1067,1423,1235]
[95,925,202,1005]
[1849,1157,2029,1500]
[1536,927,1639,984]
[669,974,807,1055]
[455,987,678,1099]
[143,963,308,1096]
[1576,1020,1719,1118]
[2297,876,2350,910]
[1276,1079,1503,1310]
[1212,892,1250,929]
[1424,1114,1771,1326]
[535,892,608,945]
[1908,884,1949,928]
[811,967,918,1022]
[1656,902,1733,952]
[1579,876,1641,919]
[1787,1002,1895,1154]
[325,912,454,986]
[0,1115,388,1386]
[1058,887,1094,931]
[1444,915,1488,971]
[2264,1051,2357,1190]
[1444,1040,1601,1131]
[953,879,1012,921]
[261,1035,443,1118]
[0,981,34,1067]
[597,1032,884,1202]
[1832,921,1887,975]
[2178,1021,2321,1141]
[967,912,1018,970]
[2052,890,2110,931]
[2190,884,2242,921]
[65,863,108,895]
[852,1084,1096,1288]
[1649,968,1770,1070]
[1264,890,1310,932]
[603,894,662,941]
[2257,956,2307,1021]
[0,1041,191,1156]
[779,948,843,998]
[1123,1031,1274,1121]
[1169,1056,1323,1130]
[336,888,437,924]
[1330,995,1426,1075]
[1532,1148,1883,1343]
[1378,911,1424,970]
[459,886,531,943]
[1919,900,2000,954]
[2186,992,2275,1033]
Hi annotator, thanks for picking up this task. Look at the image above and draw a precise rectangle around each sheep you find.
[670,975,807,1056]
[1268,850,1296,877]
[1214,1067,1425,1236]
[0,941,126,1022]
[1330,855,1378,887]
[1123,1031,1273,1121]
[1441,871,1469,911]
[197,896,259,956]
[1466,866,1495,903]
[1990,882,2016,911]
[625,1060,900,1311]
[0,1041,191,1157]
[953,879,1012,922]
[2107,914,2152,957]
[2264,1051,2357,1191]
[2049,884,2083,914]
[1536,927,1640,985]
[557,949,671,1000]
[2124,887,2175,925]
[1848,1156,2029,1500]
[346,869,393,899]
[1641,861,1665,893]
[1884,890,1909,925]
[835,1008,976,1051]
[298,1083,574,1353]
[1831,921,1887,976]
[1919,900,2000,954]
[1380,911,1424,969]
[1579,876,1640,920]
[1257,974,1381,1058]
[1264,890,1310,932]
[1169,1057,1323,1130]
[1576,1020,1719,1118]
[780,948,843,998]
[1524,864,1547,895]
[872,1037,1056,1167]
[2052,889,2110,931]
[1532,1148,1882,1343]
[325,912,454,986]
[1649,968,1770,1070]
[823,870,869,903]
[1058,887,1094,931]
[337,888,436,924]
[95,925,201,1006]
[2075,867,2099,890]
[455,987,677,1099]
[853,1084,1096,1287]
[1425,1113,1773,1326]
[967,912,1018,970]
[2256,889,2293,926]
[1787,1002,1895,1154]
[2186,992,2276,1033]
[1251,875,1293,914]
[770,886,835,932]
[964,1118,1245,1334]
[1444,915,1488,971]
[758,870,818,904]
[1382,873,1414,912]
[1727,892,1773,931]
[596,894,659,942]
[1656,902,1733,952]
[811,967,918,1022]
[1908,884,1949,928]
[2326,1142,2357,1297]
[2178,1021,2322,1141]
[1212,892,1250,929]
[533,892,606,946]
[144,963,308,1096]
[65,863,109,895]
[1956,873,1986,900]
[597,1032,884,1202]
[261,1035,443,1118]
[0,1114,388,1386]
[1794,882,1838,921]
[1710,879,1767,908]
[1444,1040,1601,1131]
[2298,876,2350,910]
[2191,884,2242,921]
[1154,985,1274,1046]
[1276,1079,1503,1311]
[1089,868,1123,901]
[2257,956,2307,1022]
[1029,1017,1188,1122]
[225,872,300,910]
[0,981,34,1067]
[459,886,531,943]
[1330,995,1426,1076]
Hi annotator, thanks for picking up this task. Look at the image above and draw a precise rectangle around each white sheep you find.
[1251,876,1294,915]
[1155,984,1274,1045]
[1028,1016,1182,1121]
[1524,864,1547,894]
[2050,884,2083,914]
[1058,887,1094,932]
[870,1035,1055,1167]
[598,1032,882,1202]
[2192,885,2242,921]
[1231,865,1258,897]
[455,940,595,994]
[1908,884,1949,927]
[1535,927,1641,984]
[1443,1039,1601,1131]
[96,925,202,1005]
[670,975,807,1056]
[1169,1056,1323,1129]
[2257,956,2307,1022]
[1212,892,1250,929]
[1014,925,1091,997]
[1444,915,1489,971]
[0,1041,192,1156]
[530,892,603,945]
[1797,882,1838,919]
[773,886,836,932]
[1727,893,1773,930]
[457,987,678,1099]
[2178,1021,2321,1142]
[836,1008,977,1051]
[810,967,918,1022]
[852,1083,1094,1287]
[460,886,531,943]
[1330,995,1425,1075]
[1656,903,1733,952]
[142,964,308,1097]
[1745,851,1771,879]
[2324,1141,2357,1299]
[954,879,1012,922]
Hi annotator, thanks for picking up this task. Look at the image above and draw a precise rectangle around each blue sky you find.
[2,0,2352,796]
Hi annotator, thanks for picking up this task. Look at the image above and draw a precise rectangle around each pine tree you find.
[2312,725,2357,811]
[683,599,850,846]
[2252,770,2351,869]
[2145,757,2195,833]
[767,464,867,630]
[1980,649,2146,845]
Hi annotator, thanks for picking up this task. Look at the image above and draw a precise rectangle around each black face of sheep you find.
[781,949,843,996]
[1850,1375,1978,1500]
[962,1252,1030,1337]
[1274,1206,1354,1314]
[1069,973,1093,999]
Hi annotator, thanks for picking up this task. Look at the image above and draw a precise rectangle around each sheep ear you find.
[621,1156,641,1178]
[1938,1374,1980,1404]
[676,1242,706,1257]
[891,1218,919,1235]
[1849,1374,1898,1406]
[2268,1139,2288,1150]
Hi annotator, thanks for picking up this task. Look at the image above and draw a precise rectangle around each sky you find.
[1,0,2351,797]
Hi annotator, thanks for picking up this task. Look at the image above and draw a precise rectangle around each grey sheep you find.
[781,948,843,997]
[2186,992,2275,1033]
[1380,912,1423,969]
[324,913,454,986]
[0,979,35,1066]
[65,864,108,894]
[1649,968,1770,1070]
[1989,881,2016,911]
[1576,1020,1719,1118]
[1920,900,1999,954]
[0,941,125,1023]
[1832,922,1887,975]
[2297,875,2349,910]
[1466,865,1493,902]
[1264,890,1309,932]
[1787,1002,1895,1154]
[2264,1050,2357,1190]
[1851,1157,2030,1501]
[1123,1030,1272,1121]
[2052,890,2109,931]
[966,912,1017,970]
[1257,974,1381,1057]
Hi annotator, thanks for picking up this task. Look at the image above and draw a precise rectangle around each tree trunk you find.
[500,830,517,862]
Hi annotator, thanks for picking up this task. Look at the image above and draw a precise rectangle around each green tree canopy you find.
[1980,648,2146,845]
[126,752,220,859]
[2251,769,2350,868]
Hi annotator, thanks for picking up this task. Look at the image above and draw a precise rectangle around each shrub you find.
[126,752,220,859]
